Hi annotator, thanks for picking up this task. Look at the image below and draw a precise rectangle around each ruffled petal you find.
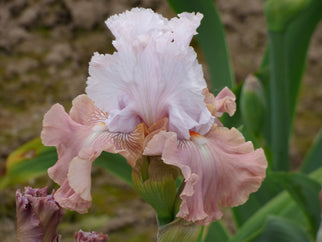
[168,12,203,47]
[70,94,109,125]
[54,123,145,213]
[106,8,168,50]
[41,95,145,212]
[68,149,94,201]
[54,181,92,214]
[41,103,91,185]
[203,87,236,117]
[144,125,267,225]
[87,9,214,139]
[214,87,236,117]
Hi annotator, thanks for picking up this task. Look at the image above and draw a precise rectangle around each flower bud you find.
[75,230,108,242]
[240,75,266,137]
[132,156,179,225]
[16,187,65,242]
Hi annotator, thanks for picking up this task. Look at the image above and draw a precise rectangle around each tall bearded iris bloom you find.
[41,8,267,225]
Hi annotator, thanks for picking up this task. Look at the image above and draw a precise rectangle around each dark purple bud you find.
[16,187,65,242]
[75,230,108,242]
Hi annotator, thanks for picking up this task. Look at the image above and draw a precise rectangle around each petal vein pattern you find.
[86,8,214,140]
[144,126,267,225]
[41,95,145,213]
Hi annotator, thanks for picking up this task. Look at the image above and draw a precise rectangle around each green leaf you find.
[301,129,322,174]
[230,192,302,242]
[230,168,322,242]
[167,0,235,90]
[250,216,311,242]
[203,221,230,242]
[267,31,291,171]
[94,152,133,186]
[0,137,133,188]
[232,174,282,227]
[0,137,56,188]
[255,47,271,146]
[271,172,321,237]
[265,0,322,171]
[264,0,311,32]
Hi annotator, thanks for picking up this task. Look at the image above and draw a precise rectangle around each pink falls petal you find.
[54,147,100,213]
[144,126,267,225]
[16,187,64,242]
[75,230,108,242]
[54,181,92,214]
[54,122,145,213]
[109,123,146,167]
[41,95,145,213]
[70,94,109,126]
[41,102,92,185]
[68,150,93,202]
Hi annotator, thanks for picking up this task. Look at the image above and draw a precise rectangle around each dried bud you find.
[16,187,65,242]
[75,230,108,242]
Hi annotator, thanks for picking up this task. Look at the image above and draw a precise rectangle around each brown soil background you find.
[0,0,321,241]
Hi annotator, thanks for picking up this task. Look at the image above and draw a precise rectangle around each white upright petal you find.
[87,8,214,139]
[106,8,168,50]
[169,12,203,47]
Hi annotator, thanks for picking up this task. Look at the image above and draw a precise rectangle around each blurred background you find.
[0,0,321,241]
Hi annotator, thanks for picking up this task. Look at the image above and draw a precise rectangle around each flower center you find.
[189,131,207,145]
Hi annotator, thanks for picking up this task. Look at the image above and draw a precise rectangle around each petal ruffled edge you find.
[203,87,236,117]
[70,94,109,126]
[41,102,90,185]
[42,95,146,213]
[144,125,267,225]
[54,181,92,214]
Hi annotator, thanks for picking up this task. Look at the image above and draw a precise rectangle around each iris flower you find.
[41,8,267,225]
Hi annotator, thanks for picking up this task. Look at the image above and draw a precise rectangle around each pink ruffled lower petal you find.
[68,154,93,202]
[41,103,91,185]
[70,94,109,126]
[41,95,145,213]
[144,125,267,225]
[54,181,92,214]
